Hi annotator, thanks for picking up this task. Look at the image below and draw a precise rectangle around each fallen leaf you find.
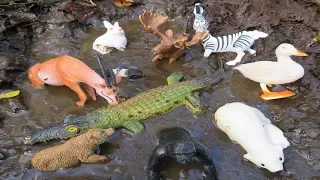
[114,0,133,7]
[0,90,20,99]
[307,35,320,47]
[312,35,320,42]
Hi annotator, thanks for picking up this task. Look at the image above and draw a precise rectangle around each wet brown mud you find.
[0,0,320,179]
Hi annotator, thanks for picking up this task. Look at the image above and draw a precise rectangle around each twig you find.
[89,0,96,6]
[0,0,62,7]
[73,1,97,7]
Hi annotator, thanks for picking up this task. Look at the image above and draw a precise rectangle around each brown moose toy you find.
[139,10,208,63]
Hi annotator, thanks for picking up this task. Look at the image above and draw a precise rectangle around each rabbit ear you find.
[103,21,113,28]
[114,22,120,27]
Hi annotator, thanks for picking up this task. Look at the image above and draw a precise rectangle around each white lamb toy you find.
[92,21,127,54]
[214,102,290,173]
[201,30,268,65]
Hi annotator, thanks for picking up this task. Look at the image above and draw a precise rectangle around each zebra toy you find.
[201,30,269,65]
[193,3,208,32]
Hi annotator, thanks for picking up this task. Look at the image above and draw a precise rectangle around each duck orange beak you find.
[296,50,308,56]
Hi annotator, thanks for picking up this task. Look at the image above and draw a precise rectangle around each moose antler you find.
[185,30,209,47]
[114,0,133,7]
[139,10,169,36]
[140,10,205,63]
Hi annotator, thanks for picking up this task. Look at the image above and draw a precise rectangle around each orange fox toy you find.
[28,56,121,106]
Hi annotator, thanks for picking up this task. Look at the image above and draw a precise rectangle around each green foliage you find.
[312,35,320,42]
[0,90,20,99]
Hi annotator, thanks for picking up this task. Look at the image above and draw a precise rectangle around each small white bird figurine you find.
[201,30,268,65]
[214,102,290,173]
[92,21,127,54]
[234,43,308,100]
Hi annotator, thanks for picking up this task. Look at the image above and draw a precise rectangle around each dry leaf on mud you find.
[114,0,133,7]
[307,35,320,47]
[312,35,320,42]
[0,90,20,99]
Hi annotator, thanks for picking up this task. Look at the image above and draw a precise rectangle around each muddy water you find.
[1,1,320,180]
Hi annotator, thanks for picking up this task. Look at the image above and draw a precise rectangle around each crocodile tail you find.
[24,116,89,145]
[197,68,224,87]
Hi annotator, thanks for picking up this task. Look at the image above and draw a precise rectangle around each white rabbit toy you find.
[93,21,127,54]
[214,102,290,172]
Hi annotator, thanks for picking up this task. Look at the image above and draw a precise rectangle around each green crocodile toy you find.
[24,69,223,145]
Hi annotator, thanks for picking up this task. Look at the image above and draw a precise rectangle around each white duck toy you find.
[214,102,290,172]
[92,21,127,54]
[234,43,308,100]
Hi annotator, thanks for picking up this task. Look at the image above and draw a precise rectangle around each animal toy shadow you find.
[147,127,218,180]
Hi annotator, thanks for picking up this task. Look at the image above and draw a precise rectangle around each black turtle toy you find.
[147,127,218,180]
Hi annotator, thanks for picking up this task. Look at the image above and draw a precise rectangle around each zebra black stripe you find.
[221,36,224,51]
[202,31,256,52]
[196,5,201,14]
[230,33,234,43]
[202,34,210,43]
[216,37,220,51]
[240,38,251,46]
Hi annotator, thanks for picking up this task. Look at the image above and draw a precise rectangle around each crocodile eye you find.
[261,163,265,167]
[65,125,78,132]
[101,131,105,135]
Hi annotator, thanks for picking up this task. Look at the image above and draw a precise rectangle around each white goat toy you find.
[93,21,127,54]
[214,102,290,172]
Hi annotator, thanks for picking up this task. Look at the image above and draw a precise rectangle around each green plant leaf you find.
[0,90,20,99]
[312,35,320,42]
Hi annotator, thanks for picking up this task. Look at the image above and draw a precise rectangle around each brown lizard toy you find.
[31,128,115,171]
[139,10,208,63]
